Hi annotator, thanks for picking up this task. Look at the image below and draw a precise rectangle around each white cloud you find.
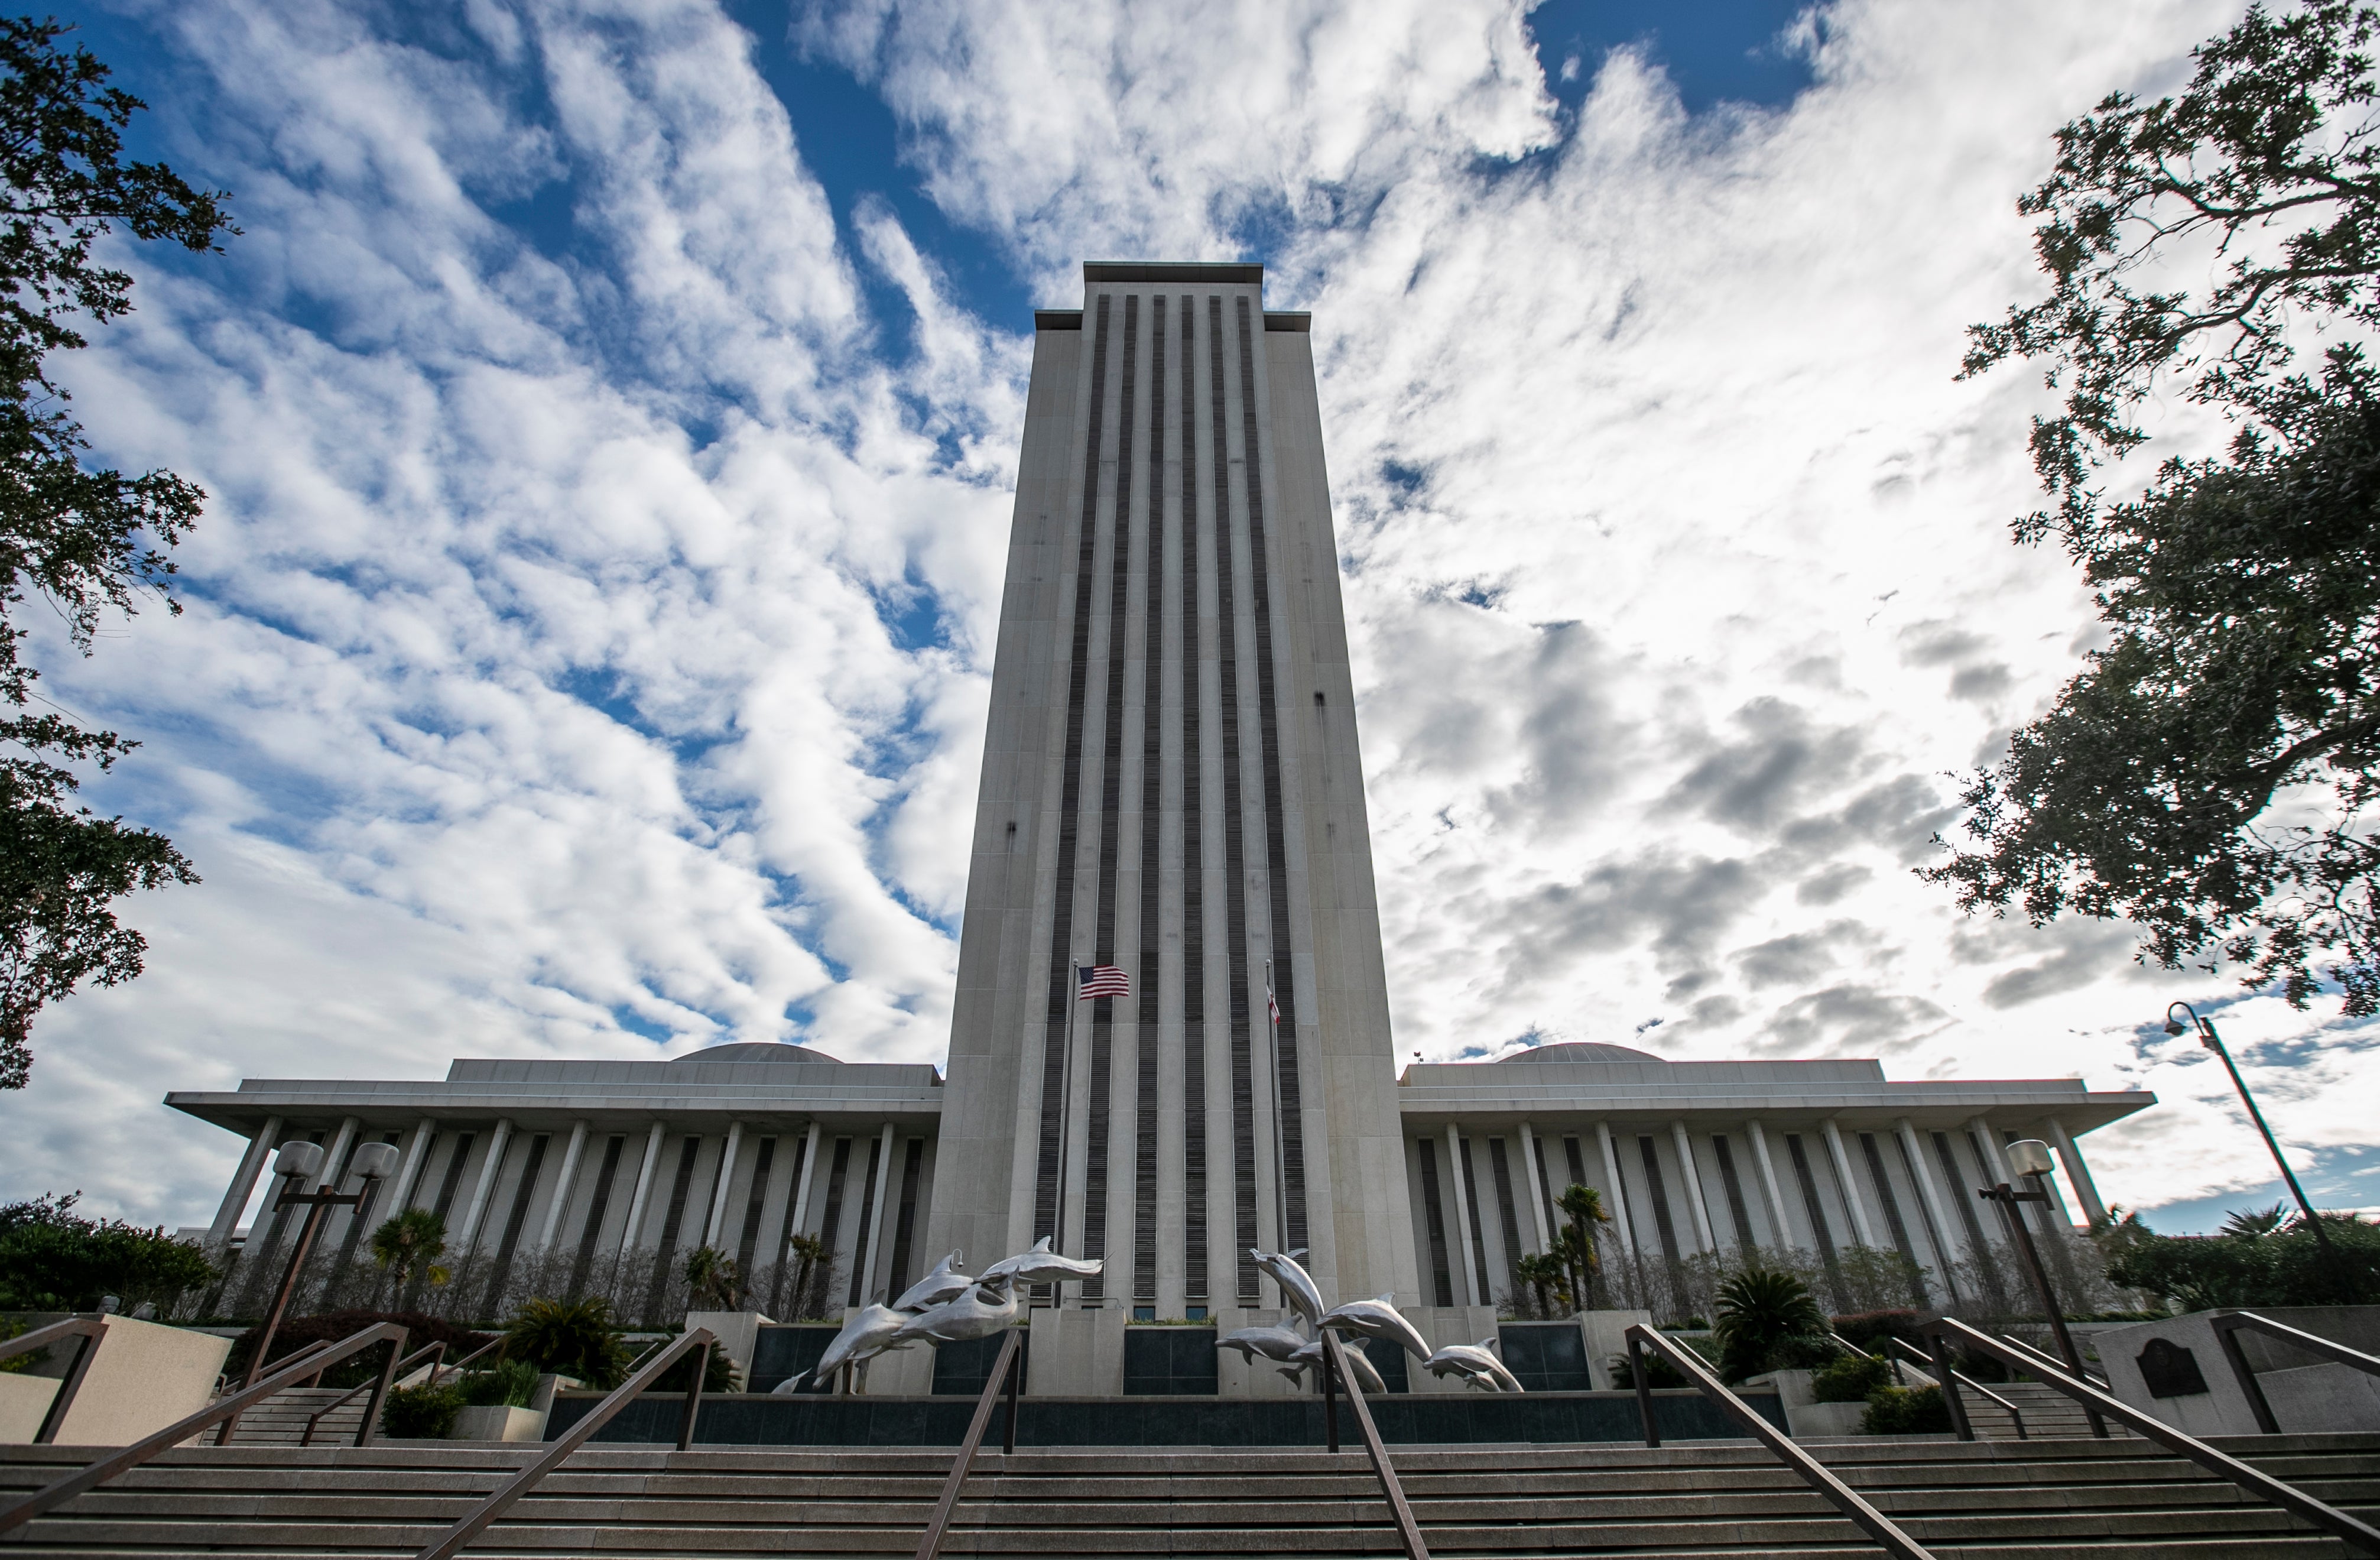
[10,0,2369,1235]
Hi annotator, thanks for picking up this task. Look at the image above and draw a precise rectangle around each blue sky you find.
[16,0,2376,1240]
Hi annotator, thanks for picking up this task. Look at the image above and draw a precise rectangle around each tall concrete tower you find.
[930,262,1418,1315]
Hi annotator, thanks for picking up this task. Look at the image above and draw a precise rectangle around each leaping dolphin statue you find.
[1317,1295,1433,1360]
[891,1251,972,1312]
[890,1282,1019,1347]
[1248,1248,1326,1329]
[1276,1337,1389,1396]
[979,1236,1104,1289]
[776,1303,911,1392]
[1216,1324,1310,1366]
[1423,1338,1523,1392]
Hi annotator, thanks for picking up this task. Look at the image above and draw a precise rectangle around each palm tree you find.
[1556,1184,1611,1309]
[2220,1204,2287,1238]
[505,1296,630,1389]
[684,1246,742,1311]
[1514,1252,1567,1318]
[369,1209,449,1298]
[1712,1266,1824,1383]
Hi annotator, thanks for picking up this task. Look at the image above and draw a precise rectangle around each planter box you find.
[449,1405,546,1442]
[1782,1397,1868,1439]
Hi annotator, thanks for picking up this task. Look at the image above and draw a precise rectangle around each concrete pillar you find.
[856,1125,898,1304]
[206,1117,282,1248]
[1669,1120,1716,1254]
[387,1118,437,1215]
[314,1117,362,1193]
[453,1117,512,1256]
[1442,1123,1479,1305]
[1895,1117,1964,1277]
[1745,1119,1790,1247]
[1593,1121,1637,1254]
[618,1121,667,1254]
[1516,1121,1552,1253]
[1966,1117,2012,1183]
[703,1121,744,1248]
[2046,1118,2109,1227]
[787,1121,823,1240]
[1820,1118,1878,1249]
[537,1121,590,1250]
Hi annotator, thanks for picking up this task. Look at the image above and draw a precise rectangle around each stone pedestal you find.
[1750,1367,1868,1439]
[683,1311,774,1390]
[1574,1310,1655,1392]
[1025,1307,1125,1396]
[33,1316,231,1447]
[449,1404,546,1442]
[2096,1305,2380,1436]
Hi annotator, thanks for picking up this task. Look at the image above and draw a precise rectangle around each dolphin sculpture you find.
[891,1251,972,1313]
[1216,1324,1311,1365]
[777,1302,911,1392]
[1423,1338,1523,1393]
[1317,1295,1433,1360]
[1248,1248,1326,1329]
[979,1236,1105,1289]
[890,1282,1019,1347]
[1276,1337,1389,1396]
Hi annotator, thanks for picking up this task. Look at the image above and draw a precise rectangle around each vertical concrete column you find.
[453,1117,513,1256]
[857,1125,898,1304]
[1745,1120,1790,1246]
[1820,1118,1879,1248]
[206,1117,283,1248]
[787,1121,823,1239]
[1438,1124,1478,1305]
[2045,1118,2109,1226]
[1593,1121,1637,1254]
[1668,1120,1716,1254]
[387,1118,437,1215]
[1966,1117,2012,1183]
[537,1121,590,1249]
[314,1117,362,1192]
[703,1121,745,1248]
[1895,1117,1963,1271]
[1515,1121,1552,1253]
[618,1122,667,1254]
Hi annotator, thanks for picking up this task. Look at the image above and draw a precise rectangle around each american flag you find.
[1267,986,1281,1024]
[1077,964,1130,1000]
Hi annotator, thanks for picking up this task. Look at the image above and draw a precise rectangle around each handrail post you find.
[355,1331,406,1448]
[1629,1333,1658,1447]
[1002,1333,1021,1455]
[1319,1332,1429,1560]
[914,1328,1024,1560]
[22,1319,107,1446]
[676,1340,710,1451]
[1321,1339,1339,1453]
[1923,1331,1973,1441]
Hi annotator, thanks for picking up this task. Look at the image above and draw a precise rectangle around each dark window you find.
[885,1138,926,1298]
[1416,1137,1454,1307]
[1712,1134,1755,1248]
[846,1136,883,1307]
[570,1134,626,1292]
[1785,1134,1844,1292]
[735,1136,777,1274]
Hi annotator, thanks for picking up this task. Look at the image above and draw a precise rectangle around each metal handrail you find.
[1996,1328,2108,1386]
[215,1336,338,1443]
[2210,1309,2380,1436]
[1626,1324,1936,1560]
[0,1321,408,1537]
[1320,1331,1430,1560]
[427,1336,504,1387]
[0,1316,108,1445]
[1879,1335,2025,1439]
[301,1341,449,1446]
[1927,1316,2379,1557]
[412,1326,714,1560]
[913,1327,1025,1560]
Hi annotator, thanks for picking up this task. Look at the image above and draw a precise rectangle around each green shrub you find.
[504,1296,630,1390]
[2104,1214,2379,1310]
[381,1383,464,1440]
[0,1193,215,1311]
[456,1357,539,1409]
[1712,1267,1826,1383]
[649,1339,741,1394]
[1829,1309,1930,1351]
[1810,1350,1893,1404]
[1606,1350,1688,1389]
[1861,1384,1952,1435]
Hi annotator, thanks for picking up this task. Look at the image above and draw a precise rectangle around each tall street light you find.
[215,1137,398,1444]
[1977,1139,2106,1437]
[2163,1000,2339,1270]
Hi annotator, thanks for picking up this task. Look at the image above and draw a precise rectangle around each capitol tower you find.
[927,262,1420,1317]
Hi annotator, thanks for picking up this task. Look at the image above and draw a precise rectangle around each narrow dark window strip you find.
[1636,1136,1684,1286]
[735,1137,776,1275]
[1712,1134,1754,1248]
[1934,1131,1990,1258]
[571,1134,624,1293]
[431,1132,474,1222]
[1416,1138,1453,1308]
[1180,297,1208,1299]
[1488,1137,1526,1286]
[1233,294,1308,1251]
[1859,1131,1927,1303]
[846,1136,882,1307]
[1785,1133,1844,1290]
[1083,296,1138,1297]
[886,1138,926,1298]
[814,1137,852,1299]
[1034,295,1113,1244]
[1211,294,1259,1302]
[1457,1135,1490,1303]
[1134,294,1166,1303]
[648,1136,702,1318]
[769,1133,811,1315]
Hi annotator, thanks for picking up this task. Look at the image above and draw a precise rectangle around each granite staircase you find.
[3,1431,2374,1558]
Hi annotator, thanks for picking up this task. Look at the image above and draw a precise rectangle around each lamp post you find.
[1978,1137,2106,1437]
[2163,1001,2339,1269]
[216,1138,398,1444]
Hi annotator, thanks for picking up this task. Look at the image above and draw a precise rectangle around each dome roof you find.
[671,1042,841,1066]
[1496,1042,1660,1065]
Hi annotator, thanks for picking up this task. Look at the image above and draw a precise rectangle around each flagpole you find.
[1053,964,1083,1274]
[1264,956,1289,1276]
